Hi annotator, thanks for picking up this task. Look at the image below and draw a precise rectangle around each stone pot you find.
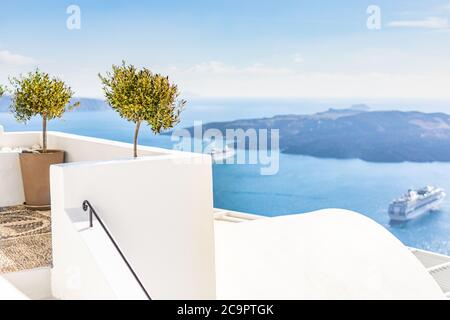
[19,150,65,209]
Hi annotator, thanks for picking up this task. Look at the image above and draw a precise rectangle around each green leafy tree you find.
[99,61,186,157]
[0,85,4,97]
[9,70,79,153]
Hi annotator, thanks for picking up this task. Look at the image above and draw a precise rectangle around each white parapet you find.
[0,130,41,207]
[0,152,25,207]
[0,130,179,207]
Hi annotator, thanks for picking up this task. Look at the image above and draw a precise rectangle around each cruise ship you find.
[388,186,446,222]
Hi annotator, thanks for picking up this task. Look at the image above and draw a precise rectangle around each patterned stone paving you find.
[0,206,52,273]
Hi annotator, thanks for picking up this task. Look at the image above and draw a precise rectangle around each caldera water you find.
[1,107,449,255]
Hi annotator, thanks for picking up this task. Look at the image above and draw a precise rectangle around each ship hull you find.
[211,150,235,162]
[389,196,445,222]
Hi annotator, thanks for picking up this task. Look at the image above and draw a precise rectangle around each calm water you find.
[1,110,449,255]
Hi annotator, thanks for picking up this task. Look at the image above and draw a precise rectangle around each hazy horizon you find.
[3,95,450,113]
[1,1,450,100]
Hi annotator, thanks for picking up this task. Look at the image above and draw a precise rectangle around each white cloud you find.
[0,50,35,65]
[293,54,304,64]
[179,61,292,76]
[167,61,450,100]
[388,17,449,29]
[185,61,235,74]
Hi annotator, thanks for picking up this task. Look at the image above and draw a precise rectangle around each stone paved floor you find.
[0,206,52,273]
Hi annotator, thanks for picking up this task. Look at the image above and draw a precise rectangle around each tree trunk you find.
[42,116,47,153]
[133,121,142,158]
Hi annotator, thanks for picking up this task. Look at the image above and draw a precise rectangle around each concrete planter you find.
[19,150,65,209]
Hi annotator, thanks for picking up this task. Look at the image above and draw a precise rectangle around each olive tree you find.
[99,61,185,157]
[9,70,79,153]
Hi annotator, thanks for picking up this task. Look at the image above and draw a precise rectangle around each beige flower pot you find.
[19,150,65,209]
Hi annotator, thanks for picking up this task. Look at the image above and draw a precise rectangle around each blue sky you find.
[1,0,450,99]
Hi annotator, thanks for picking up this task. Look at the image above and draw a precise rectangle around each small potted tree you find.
[9,70,79,209]
[99,61,185,157]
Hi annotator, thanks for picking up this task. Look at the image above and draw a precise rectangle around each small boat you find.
[388,186,446,221]
[210,144,235,162]
[207,140,235,162]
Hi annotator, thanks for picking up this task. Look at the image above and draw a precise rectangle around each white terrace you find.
[0,126,449,300]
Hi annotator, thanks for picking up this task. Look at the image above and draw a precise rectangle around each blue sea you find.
[1,100,450,255]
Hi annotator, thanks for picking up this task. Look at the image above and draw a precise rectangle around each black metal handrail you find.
[82,200,152,300]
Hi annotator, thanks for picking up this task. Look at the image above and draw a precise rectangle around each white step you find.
[428,263,450,295]
[1,267,53,300]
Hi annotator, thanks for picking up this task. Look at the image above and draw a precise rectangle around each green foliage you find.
[9,69,79,152]
[99,61,186,157]
[0,85,3,97]
[99,61,185,133]
[9,70,78,122]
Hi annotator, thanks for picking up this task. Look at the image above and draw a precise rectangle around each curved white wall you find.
[215,209,445,299]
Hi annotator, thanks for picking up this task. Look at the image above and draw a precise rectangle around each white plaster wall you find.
[0,277,28,300]
[0,129,177,207]
[0,128,41,149]
[47,132,171,163]
[1,268,52,300]
[50,153,216,300]
[0,152,25,207]
[0,128,40,207]
[50,168,119,300]
[215,210,445,300]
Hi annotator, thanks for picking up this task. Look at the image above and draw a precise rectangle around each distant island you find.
[0,96,110,113]
[182,106,450,163]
